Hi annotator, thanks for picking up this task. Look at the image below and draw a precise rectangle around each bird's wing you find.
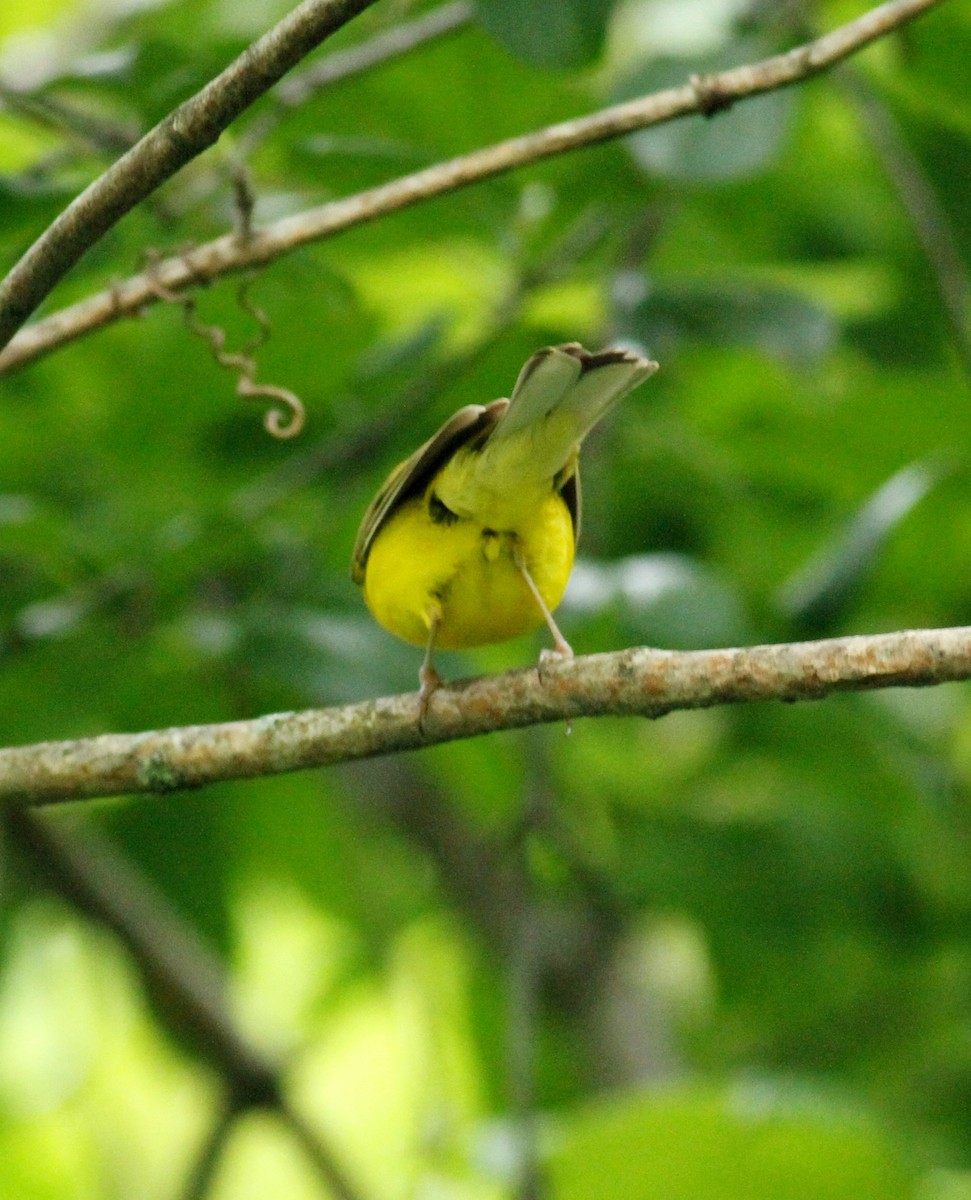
[556,460,582,541]
[350,398,509,584]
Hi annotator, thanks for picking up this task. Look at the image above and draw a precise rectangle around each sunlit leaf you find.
[548,1082,915,1200]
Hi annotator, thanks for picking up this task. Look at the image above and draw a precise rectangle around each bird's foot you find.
[538,637,573,685]
[539,641,575,735]
[417,662,443,732]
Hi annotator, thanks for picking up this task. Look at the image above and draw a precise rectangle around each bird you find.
[351,342,658,711]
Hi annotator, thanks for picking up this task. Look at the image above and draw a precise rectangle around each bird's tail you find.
[434,343,657,527]
[485,342,657,480]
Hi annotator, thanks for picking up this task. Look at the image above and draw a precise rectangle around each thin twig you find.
[2,625,970,807]
[842,68,971,381]
[280,0,472,102]
[131,3,474,232]
[0,82,139,155]
[6,806,281,1086]
[0,0,943,378]
[180,1103,238,1200]
[0,0,381,350]
[283,1101,364,1193]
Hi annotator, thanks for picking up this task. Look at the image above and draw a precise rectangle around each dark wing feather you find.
[350,398,509,584]
[558,463,581,542]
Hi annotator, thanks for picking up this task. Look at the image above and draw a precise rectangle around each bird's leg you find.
[513,546,573,663]
[417,604,443,728]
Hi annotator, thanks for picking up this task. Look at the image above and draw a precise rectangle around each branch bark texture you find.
[2,626,969,807]
[0,0,379,351]
[0,0,943,377]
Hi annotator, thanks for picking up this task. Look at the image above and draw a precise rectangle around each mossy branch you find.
[2,625,969,807]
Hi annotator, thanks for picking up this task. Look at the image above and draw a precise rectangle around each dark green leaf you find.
[777,456,953,632]
[615,275,837,368]
[614,40,794,181]
[564,553,749,649]
[548,1082,915,1200]
[474,0,615,69]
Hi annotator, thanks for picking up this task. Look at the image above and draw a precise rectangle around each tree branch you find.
[2,625,969,807]
[0,0,380,352]
[0,0,943,378]
[179,1102,239,1200]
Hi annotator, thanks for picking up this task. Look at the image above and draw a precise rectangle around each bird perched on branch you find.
[352,342,658,711]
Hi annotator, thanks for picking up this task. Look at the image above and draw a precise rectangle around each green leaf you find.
[564,553,749,649]
[614,40,794,181]
[776,456,952,632]
[615,275,836,368]
[548,1082,915,1200]
[474,0,615,69]
[0,175,73,246]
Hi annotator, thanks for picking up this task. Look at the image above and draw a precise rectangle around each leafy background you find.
[1,0,970,1197]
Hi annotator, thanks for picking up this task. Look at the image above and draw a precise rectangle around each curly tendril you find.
[144,259,305,439]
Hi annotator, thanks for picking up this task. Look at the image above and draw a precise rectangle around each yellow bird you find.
[351,342,658,705]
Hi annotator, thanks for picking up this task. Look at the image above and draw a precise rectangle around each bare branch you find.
[0,82,138,156]
[179,1104,238,1200]
[0,0,943,378]
[0,0,381,351]
[2,625,969,807]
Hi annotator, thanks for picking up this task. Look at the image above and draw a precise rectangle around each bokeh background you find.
[2,0,970,1196]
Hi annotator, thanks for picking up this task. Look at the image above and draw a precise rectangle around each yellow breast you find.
[362,486,575,650]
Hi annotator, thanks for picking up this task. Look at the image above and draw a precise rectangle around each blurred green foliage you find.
[1,0,970,1197]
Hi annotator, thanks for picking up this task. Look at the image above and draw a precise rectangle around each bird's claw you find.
[538,640,573,685]
[417,663,443,733]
